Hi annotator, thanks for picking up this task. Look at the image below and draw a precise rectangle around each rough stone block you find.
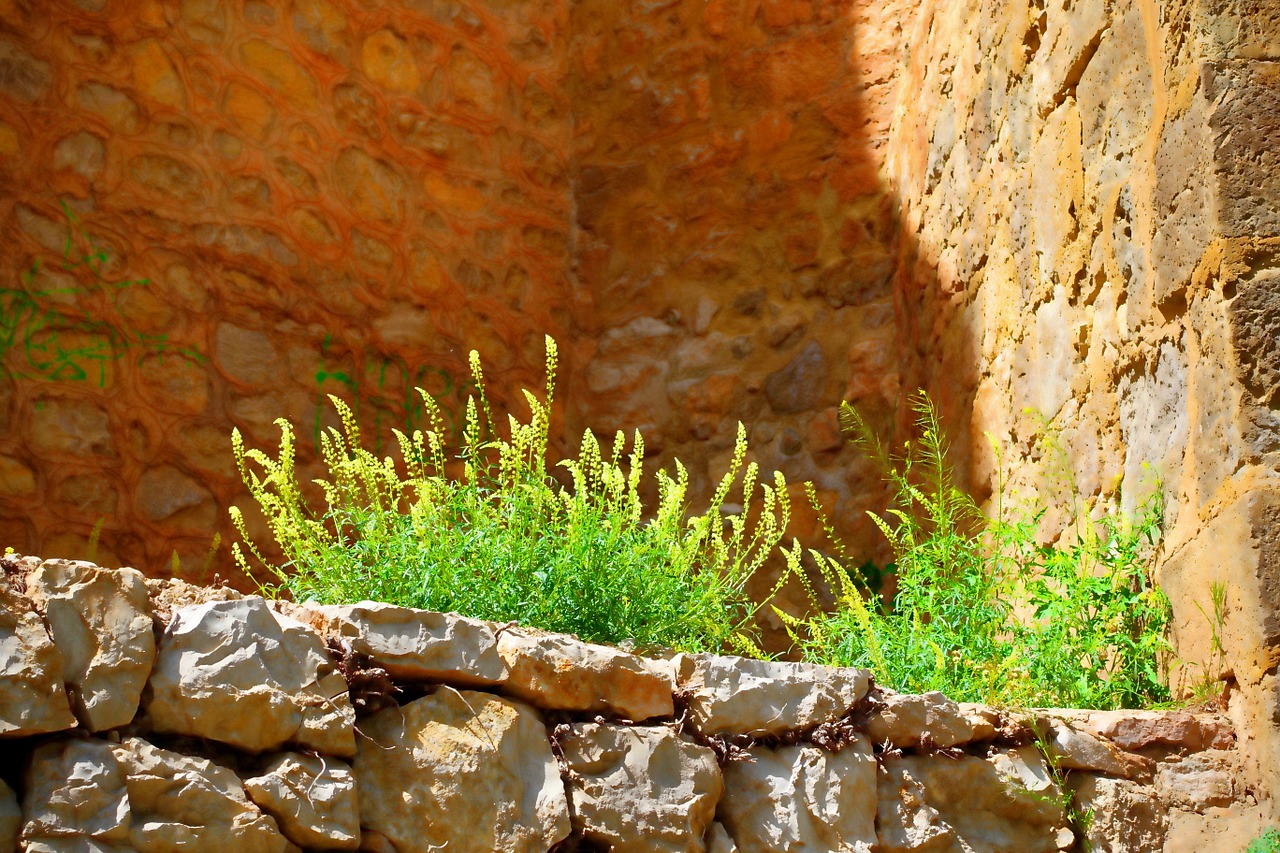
[866,690,977,749]
[243,752,360,850]
[561,723,721,853]
[877,748,1072,853]
[674,653,869,737]
[1042,719,1152,780]
[146,597,355,756]
[353,688,570,853]
[1069,775,1167,853]
[25,559,155,732]
[0,584,77,737]
[116,737,289,853]
[719,738,877,853]
[20,738,131,851]
[289,601,506,686]
[497,627,673,721]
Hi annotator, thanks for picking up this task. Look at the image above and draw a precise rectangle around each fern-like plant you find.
[231,336,800,655]
[785,391,1173,709]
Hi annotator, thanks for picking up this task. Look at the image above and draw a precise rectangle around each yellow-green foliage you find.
[231,336,799,654]
[785,392,1173,710]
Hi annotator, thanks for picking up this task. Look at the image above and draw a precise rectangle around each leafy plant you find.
[1246,829,1280,853]
[231,336,800,655]
[785,391,1173,709]
[1184,580,1229,703]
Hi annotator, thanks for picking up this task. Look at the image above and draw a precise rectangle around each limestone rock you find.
[1043,719,1152,780]
[959,703,1004,740]
[25,559,155,731]
[674,653,869,736]
[764,341,828,414]
[145,576,244,624]
[1154,750,1239,811]
[1091,710,1235,752]
[707,822,739,853]
[290,601,506,686]
[354,688,570,853]
[561,723,721,852]
[114,737,289,853]
[877,747,1072,853]
[1070,774,1167,853]
[0,778,17,853]
[20,738,131,852]
[146,597,355,756]
[1163,801,1272,853]
[866,690,976,748]
[719,738,877,853]
[0,583,77,736]
[497,627,672,720]
[244,752,360,850]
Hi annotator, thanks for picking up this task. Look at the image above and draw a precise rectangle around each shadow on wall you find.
[0,0,976,596]
[559,0,976,595]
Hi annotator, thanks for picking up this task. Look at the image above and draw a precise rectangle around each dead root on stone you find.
[669,682,886,764]
[324,637,399,717]
[0,552,27,595]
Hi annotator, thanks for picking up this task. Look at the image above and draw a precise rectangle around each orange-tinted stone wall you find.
[0,0,574,577]
[565,0,910,565]
[0,0,913,584]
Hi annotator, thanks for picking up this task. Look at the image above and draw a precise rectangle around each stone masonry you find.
[1,0,1280,830]
[0,555,1267,852]
[888,0,1280,805]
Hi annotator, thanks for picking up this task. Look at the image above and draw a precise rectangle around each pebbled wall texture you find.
[0,0,577,572]
[0,0,917,581]
[0,557,1267,853]
[886,0,1280,807]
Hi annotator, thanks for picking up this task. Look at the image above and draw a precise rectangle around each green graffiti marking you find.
[313,339,480,451]
[0,200,205,386]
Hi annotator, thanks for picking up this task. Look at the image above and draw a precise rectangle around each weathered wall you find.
[887,0,1280,805]
[0,0,914,585]
[0,557,1264,852]
[564,0,910,561]
[0,0,575,576]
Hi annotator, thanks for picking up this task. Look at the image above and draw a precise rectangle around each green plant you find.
[231,337,800,655]
[1183,580,1229,703]
[1029,724,1094,847]
[1246,829,1280,853]
[785,391,1173,709]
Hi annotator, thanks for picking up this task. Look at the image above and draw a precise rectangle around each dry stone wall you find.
[0,555,1265,852]
[886,0,1280,805]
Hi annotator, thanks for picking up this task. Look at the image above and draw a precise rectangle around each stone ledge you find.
[0,556,1254,852]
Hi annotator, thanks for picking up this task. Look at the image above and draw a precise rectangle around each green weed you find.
[1246,829,1280,853]
[230,336,800,655]
[784,392,1173,709]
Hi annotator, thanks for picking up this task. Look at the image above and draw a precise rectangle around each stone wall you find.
[885,0,1280,804]
[0,556,1265,852]
[0,0,918,583]
[562,0,911,559]
[3,0,1280,827]
[0,0,576,574]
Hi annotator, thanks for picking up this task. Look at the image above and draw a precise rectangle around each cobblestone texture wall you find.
[564,0,909,560]
[0,0,919,589]
[0,0,575,574]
